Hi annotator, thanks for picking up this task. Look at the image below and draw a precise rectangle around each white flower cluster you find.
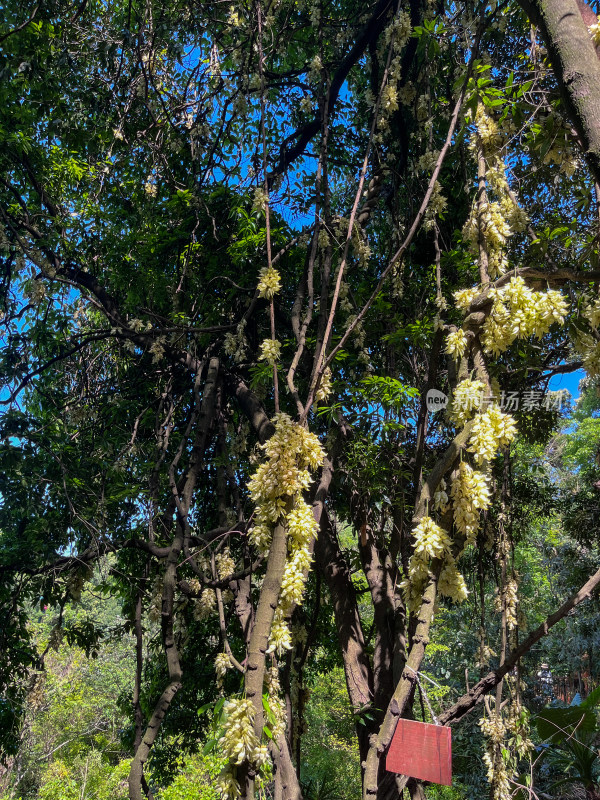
[315,367,333,402]
[215,423,324,797]
[373,9,412,140]
[215,652,232,687]
[413,516,452,560]
[476,642,494,669]
[398,82,416,106]
[469,405,517,465]
[148,577,163,623]
[224,320,248,363]
[480,702,533,800]
[247,414,324,655]
[267,607,293,656]
[445,329,468,360]
[438,558,468,603]
[257,266,282,300]
[194,588,216,621]
[265,665,287,740]
[424,181,448,230]
[453,287,479,311]
[587,297,600,329]
[215,770,240,800]
[258,338,281,366]
[482,277,568,356]
[480,714,511,800]
[463,201,511,278]
[448,379,485,425]
[218,698,268,768]
[463,104,528,279]
[402,517,467,612]
[252,187,268,213]
[451,462,491,546]
[216,549,235,580]
[505,578,519,630]
[433,479,449,512]
[577,333,600,377]
[542,140,579,177]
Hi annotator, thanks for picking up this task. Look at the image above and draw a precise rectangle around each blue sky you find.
[548,368,586,402]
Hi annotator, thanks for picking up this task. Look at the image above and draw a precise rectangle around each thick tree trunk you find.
[362,568,440,799]
[518,0,600,184]
[314,512,374,764]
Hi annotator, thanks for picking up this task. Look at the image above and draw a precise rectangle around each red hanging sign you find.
[386,718,452,786]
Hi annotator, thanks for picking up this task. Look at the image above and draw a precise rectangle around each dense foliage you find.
[1,0,600,799]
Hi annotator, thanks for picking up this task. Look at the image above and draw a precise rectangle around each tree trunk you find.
[518,0,600,184]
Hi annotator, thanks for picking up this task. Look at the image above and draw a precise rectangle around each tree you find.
[1,1,600,799]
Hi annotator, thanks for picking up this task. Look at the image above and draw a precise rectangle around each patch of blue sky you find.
[548,367,586,403]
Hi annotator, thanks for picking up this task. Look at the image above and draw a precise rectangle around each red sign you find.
[386,718,452,786]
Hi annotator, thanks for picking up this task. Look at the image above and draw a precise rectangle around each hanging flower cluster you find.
[247,413,324,654]
[587,296,600,328]
[215,417,324,797]
[216,549,235,580]
[215,770,241,800]
[481,277,568,356]
[480,713,512,800]
[438,558,468,603]
[463,104,528,279]
[445,328,468,360]
[589,15,600,45]
[412,516,452,560]
[453,287,479,311]
[215,652,232,688]
[451,462,491,546]
[463,201,512,278]
[258,338,281,366]
[218,698,270,768]
[480,701,533,800]
[469,405,517,465]
[371,9,412,139]
[257,266,282,300]
[265,665,287,740]
[578,332,600,377]
[448,378,486,425]
[194,588,217,621]
[495,577,519,631]
[315,367,333,402]
[401,516,467,611]
[433,478,449,512]
[224,320,248,363]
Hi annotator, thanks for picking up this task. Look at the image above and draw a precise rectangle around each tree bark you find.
[362,567,440,799]
[314,512,374,764]
[240,522,289,800]
[518,0,600,184]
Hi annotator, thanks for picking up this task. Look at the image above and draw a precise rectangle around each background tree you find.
[1,1,600,800]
